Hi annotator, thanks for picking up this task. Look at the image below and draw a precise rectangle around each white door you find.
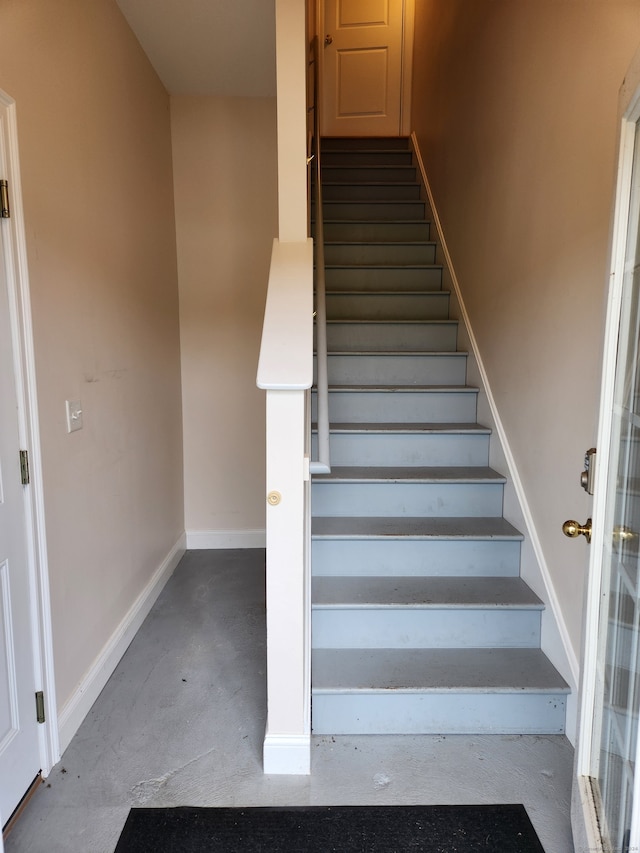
[0,105,42,826]
[573,62,640,853]
[321,0,406,137]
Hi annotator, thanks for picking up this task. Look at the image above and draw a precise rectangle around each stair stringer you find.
[410,132,579,744]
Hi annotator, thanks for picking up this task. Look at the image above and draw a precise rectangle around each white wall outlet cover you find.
[65,400,83,433]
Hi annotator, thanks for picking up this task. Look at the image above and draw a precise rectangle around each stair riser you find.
[318,354,467,387]
[311,482,504,518]
[320,222,431,242]
[322,201,425,221]
[311,539,522,578]
[319,183,422,202]
[311,432,489,467]
[312,608,541,649]
[320,166,417,183]
[322,151,413,166]
[310,693,567,735]
[326,322,458,352]
[324,243,436,266]
[321,138,411,151]
[312,390,479,423]
[325,268,442,292]
[327,292,449,321]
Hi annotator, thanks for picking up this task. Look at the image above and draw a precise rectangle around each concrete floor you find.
[5,549,575,853]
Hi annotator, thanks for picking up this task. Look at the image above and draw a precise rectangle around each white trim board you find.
[186,529,266,549]
[263,731,310,775]
[410,132,579,742]
[57,533,186,755]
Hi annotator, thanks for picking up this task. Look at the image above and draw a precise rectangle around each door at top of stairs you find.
[321,0,410,137]
[310,136,570,736]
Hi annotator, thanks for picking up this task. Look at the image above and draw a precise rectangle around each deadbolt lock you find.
[580,448,597,495]
[563,518,592,544]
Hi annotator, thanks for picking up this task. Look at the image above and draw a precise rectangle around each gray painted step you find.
[324,242,437,266]
[321,137,411,150]
[322,150,414,166]
[325,320,458,352]
[321,221,431,242]
[326,290,449,320]
[322,200,426,221]
[320,182,421,201]
[311,466,506,518]
[311,422,490,467]
[311,648,569,734]
[325,267,443,292]
[320,165,418,183]
[320,352,468,386]
[311,516,523,578]
[312,576,543,649]
[313,385,480,423]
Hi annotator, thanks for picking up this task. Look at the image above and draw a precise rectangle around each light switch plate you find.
[65,400,83,433]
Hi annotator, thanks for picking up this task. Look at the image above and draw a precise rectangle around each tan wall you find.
[171,97,277,540]
[0,0,183,711]
[411,1,640,661]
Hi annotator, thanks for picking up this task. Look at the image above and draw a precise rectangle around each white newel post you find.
[263,389,310,773]
[257,240,313,775]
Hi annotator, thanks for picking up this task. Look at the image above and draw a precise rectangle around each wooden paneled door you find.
[321,0,410,137]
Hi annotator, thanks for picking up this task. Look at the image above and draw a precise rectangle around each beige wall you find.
[171,97,277,541]
[411,1,640,661]
[0,0,183,711]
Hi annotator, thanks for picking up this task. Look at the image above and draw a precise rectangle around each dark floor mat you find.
[114,803,546,852]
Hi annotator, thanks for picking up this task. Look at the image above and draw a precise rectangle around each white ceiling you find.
[115,0,277,97]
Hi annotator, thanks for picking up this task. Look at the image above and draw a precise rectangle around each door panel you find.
[322,0,403,136]
[574,93,640,852]
[0,108,40,826]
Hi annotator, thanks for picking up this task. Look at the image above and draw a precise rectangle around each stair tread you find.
[312,648,569,693]
[326,319,457,325]
[321,217,430,222]
[321,181,420,188]
[313,465,505,484]
[313,422,491,434]
[312,576,543,609]
[312,516,523,540]
[325,241,435,247]
[324,262,440,270]
[324,351,467,357]
[325,384,478,392]
[322,199,424,204]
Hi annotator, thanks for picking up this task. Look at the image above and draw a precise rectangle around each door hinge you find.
[19,449,30,485]
[1,180,10,218]
[35,691,45,724]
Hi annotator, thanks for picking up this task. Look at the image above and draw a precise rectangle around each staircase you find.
[310,137,569,736]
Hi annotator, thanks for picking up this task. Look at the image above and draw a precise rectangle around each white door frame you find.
[573,47,640,852]
[0,89,58,806]
[316,0,415,137]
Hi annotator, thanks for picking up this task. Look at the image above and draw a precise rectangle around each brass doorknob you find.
[563,518,592,544]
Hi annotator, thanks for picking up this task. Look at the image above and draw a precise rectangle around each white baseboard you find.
[186,529,266,549]
[57,533,186,755]
[263,732,310,775]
